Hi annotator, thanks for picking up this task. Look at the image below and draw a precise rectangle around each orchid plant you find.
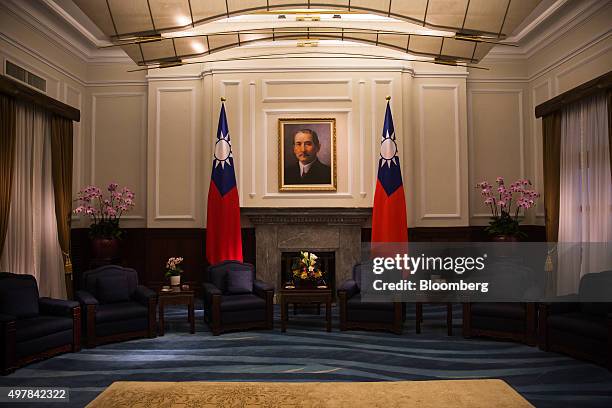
[74,183,135,239]
[165,257,184,277]
[476,177,540,239]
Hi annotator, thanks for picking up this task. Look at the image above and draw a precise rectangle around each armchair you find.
[202,261,274,335]
[0,272,80,375]
[75,265,156,347]
[539,270,612,369]
[338,263,404,334]
[462,259,538,345]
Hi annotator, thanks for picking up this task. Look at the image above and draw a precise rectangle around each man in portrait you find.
[284,128,332,185]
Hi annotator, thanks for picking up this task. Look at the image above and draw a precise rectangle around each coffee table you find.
[158,287,195,336]
[279,287,332,332]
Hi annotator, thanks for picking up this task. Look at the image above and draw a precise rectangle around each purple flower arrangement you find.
[74,183,135,239]
[476,177,540,239]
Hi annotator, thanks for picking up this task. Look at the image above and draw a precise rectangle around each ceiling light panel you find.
[74,0,543,39]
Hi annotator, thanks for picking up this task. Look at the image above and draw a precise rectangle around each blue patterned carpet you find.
[1,303,611,407]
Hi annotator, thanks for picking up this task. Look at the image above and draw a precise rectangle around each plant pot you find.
[91,237,120,261]
[170,275,181,286]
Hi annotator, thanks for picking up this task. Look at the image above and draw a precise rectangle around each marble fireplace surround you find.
[242,208,372,294]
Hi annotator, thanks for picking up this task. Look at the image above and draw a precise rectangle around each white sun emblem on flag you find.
[380,130,398,168]
[214,132,233,169]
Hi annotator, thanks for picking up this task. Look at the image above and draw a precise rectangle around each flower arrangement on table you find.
[165,257,184,286]
[165,257,184,277]
[73,183,135,239]
[291,251,325,286]
[476,177,540,240]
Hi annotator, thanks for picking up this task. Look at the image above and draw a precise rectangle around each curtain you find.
[51,115,73,297]
[0,103,66,298]
[0,94,16,255]
[557,93,612,295]
[542,113,561,243]
[608,90,612,179]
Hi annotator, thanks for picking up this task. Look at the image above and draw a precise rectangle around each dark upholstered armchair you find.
[463,303,537,345]
[539,270,612,369]
[462,259,539,345]
[338,263,404,334]
[75,265,156,347]
[202,261,274,336]
[0,273,80,375]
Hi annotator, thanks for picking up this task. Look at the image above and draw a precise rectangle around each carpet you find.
[87,379,533,408]
[2,304,611,407]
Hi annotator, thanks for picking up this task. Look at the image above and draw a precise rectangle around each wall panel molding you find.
[249,80,257,198]
[468,88,525,219]
[262,78,353,102]
[418,84,462,220]
[154,87,196,221]
[219,80,243,204]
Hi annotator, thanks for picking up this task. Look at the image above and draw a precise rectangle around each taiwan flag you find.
[206,103,243,264]
[372,100,408,245]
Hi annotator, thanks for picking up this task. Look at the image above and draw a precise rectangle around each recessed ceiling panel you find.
[390,0,428,23]
[378,33,409,51]
[227,0,267,14]
[148,0,193,30]
[208,34,241,53]
[71,0,116,36]
[189,0,228,24]
[174,36,209,57]
[349,0,389,14]
[441,38,477,61]
[501,0,541,37]
[107,0,154,36]
[121,44,144,63]
[427,0,470,31]
[140,39,177,62]
[462,0,508,35]
[409,35,444,57]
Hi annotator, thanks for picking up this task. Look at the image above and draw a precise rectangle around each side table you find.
[279,287,332,332]
[158,288,195,336]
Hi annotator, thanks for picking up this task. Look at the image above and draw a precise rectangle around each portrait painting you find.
[278,118,337,192]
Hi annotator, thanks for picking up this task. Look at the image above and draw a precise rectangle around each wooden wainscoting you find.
[70,228,256,295]
[72,226,543,294]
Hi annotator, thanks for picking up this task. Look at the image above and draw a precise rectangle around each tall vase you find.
[91,237,120,265]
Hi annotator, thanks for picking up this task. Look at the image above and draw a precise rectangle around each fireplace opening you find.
[281,251,335,296]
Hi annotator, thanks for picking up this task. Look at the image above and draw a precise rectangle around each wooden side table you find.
[158,288,195,336]
[416,302,453,336]
[280,288,332,332]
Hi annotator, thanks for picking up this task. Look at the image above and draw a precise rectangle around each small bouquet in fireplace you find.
[291,251,325,286]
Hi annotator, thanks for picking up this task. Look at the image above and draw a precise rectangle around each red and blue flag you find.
[206,103,243,264]
[372,101,408,244]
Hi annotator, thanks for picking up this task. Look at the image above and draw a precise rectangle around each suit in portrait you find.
[284,159,331,185]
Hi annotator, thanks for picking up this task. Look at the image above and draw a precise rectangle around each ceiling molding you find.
[4,0,131,64]
[487,0,608,59]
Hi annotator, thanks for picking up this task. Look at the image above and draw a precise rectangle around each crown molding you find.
[488,0,608,59]
[4,0,131,64]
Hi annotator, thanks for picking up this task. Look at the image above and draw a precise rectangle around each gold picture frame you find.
[278,118,337,192]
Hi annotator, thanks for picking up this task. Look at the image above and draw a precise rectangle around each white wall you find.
[2,0,610,231]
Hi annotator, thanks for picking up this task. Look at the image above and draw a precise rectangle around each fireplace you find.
[281,251,335,292]
[242,207,371,302]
